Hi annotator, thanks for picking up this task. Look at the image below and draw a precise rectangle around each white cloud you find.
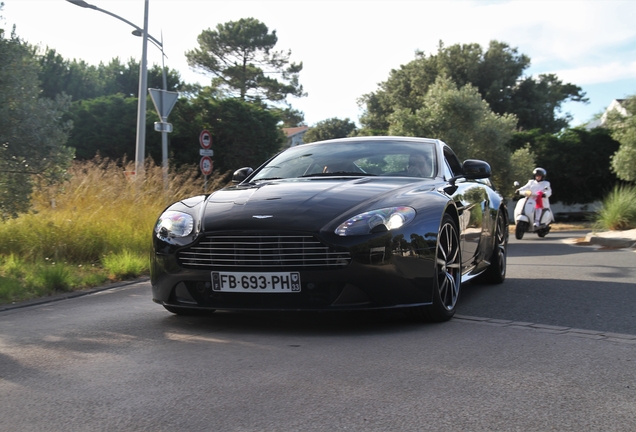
[552,61,636,85]
[482,1,636,63]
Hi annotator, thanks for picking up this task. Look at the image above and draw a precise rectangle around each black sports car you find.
[151,136,508,321]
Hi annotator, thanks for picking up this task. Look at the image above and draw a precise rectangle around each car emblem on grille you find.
[252,215,273,219]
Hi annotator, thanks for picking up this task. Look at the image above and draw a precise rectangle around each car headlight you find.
[335,206,416,236]
[154,211,194,239]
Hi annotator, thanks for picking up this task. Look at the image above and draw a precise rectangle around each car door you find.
[441,146,488,271]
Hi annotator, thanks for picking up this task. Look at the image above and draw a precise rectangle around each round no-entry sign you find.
[200,156,213,175]
[199,130,212,149]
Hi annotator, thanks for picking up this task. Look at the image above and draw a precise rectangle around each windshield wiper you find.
[250,177,284,183]
[300,172,375,178]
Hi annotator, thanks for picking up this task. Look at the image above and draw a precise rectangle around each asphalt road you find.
[1,230,635,431]
[459,230,636,334]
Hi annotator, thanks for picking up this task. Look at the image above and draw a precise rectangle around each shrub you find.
[102,249,149,280]
[595,185,636,230]
[33,262,74,293]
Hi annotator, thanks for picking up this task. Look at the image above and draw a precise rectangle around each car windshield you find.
[251,140,437,182]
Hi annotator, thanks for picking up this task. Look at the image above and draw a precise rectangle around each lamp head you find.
[66,0,96,9]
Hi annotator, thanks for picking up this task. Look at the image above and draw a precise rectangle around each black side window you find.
[443,146,463,177]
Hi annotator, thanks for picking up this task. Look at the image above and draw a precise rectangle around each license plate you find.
[211,271,301,293]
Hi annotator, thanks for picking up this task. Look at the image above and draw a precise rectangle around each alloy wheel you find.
[494,214,507,277]
[436,219,461,311]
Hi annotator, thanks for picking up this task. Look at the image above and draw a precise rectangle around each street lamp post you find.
[66,0,161,179]
[136,0,149,177]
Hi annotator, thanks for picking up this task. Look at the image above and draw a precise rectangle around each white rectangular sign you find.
[211,271,301,292]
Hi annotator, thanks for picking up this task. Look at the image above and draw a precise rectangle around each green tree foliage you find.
[508,127,620,204]
[37,47,190,163]
[43,88,285,180]
[54,63,284,171]
[38,48,102,100]
[359,40,586,135]
[65,94,139,160]
[38,48,185,101]
[167,91,285,173]
[0,24,74,219]
[185,18,305,104]
[270,106,305,128]
[605,95,636,182]
[303,118,358,143]
[509,145,537,191]
[506,74,587,133]
[387,76,519,195]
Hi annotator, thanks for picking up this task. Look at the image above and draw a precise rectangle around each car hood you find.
[202,177,434,232]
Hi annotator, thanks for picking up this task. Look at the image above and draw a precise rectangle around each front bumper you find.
[151,251,436,312]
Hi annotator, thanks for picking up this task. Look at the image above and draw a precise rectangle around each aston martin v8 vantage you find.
[151,136,508,321]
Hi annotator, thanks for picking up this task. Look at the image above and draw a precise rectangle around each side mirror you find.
[232,167,254,184]
[462,159,491,179]
[448,159,491,186]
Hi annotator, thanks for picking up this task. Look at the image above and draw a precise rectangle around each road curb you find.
[0,277,150,312]
[584,232,636,249]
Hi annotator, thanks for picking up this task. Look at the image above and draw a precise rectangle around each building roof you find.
[585,99,628,130]
[282,126,309,137]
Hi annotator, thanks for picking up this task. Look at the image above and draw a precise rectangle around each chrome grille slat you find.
[177,234,351,269]
[180,254,338,259]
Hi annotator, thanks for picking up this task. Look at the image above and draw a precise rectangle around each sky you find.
[2,0,635,128]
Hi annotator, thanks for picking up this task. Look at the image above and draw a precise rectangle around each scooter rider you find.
[517,168,552,227]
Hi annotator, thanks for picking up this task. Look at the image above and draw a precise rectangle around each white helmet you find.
[533,167,546,178]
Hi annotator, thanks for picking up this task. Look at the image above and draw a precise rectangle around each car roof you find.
[309,136,441,146]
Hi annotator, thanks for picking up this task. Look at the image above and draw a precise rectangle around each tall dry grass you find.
[0,157,230,263]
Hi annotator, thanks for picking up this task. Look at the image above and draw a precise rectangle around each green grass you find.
[595,185,636,231]
[0,158,230,305]
[32,261,74,292]
[0,255,110,304]
[102,249,149,280]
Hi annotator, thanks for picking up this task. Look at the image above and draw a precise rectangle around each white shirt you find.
[518,179,552,208]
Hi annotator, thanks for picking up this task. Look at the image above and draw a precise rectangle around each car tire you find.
[409,213,462,322]
[483,210,507,284]
[163,305,215,316]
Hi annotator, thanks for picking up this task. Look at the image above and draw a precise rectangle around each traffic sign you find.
[154,122,173,133]
[148,88,179,119]
[199,149,214,157]
[200,130,212,148]
[200,156,213,175]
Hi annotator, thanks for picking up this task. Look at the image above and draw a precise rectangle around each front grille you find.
[178,234,351,270]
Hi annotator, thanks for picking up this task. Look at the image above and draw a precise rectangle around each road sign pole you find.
[161,119,168,191]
